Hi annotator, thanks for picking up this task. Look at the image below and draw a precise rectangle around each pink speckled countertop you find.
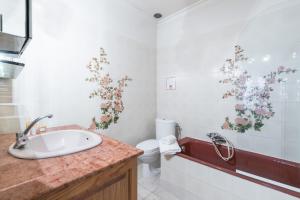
[0,125,143,200]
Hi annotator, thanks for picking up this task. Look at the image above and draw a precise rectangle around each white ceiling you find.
[127,0,201,20]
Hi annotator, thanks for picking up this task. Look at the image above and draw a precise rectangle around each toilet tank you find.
[156,119,176,140]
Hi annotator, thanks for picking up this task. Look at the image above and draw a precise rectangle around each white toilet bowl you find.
[136,119,176,176]
[136,139,160,174]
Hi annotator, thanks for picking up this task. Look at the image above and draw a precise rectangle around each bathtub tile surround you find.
[161,155,299,200]
[86,47,132,130]
[177,137,300,197]
[157,0,300,162]
[220,45,297,133]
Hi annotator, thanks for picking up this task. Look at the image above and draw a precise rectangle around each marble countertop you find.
[0,125,143,200]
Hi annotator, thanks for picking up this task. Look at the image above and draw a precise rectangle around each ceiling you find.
[127,0,202,20]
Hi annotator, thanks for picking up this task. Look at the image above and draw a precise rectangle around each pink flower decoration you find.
[266,112,273,117]
[114,89,122,99]
[101,103,111,109]
[88,118,97,131]
[254,108,273,117]
[266,78,275,84]
[86,48,132,130]
[255,108,266,116]
[235,104,245,111]
[222,121,231,129]
[100,115,112,123]
[278,66,286,73]
[99,74,112,87]
[114,101,123,112]
[235,118,250,126]
[238,75,247,85]
[219,46,297,133]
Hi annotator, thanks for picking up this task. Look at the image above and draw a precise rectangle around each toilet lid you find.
[136,139,159,154]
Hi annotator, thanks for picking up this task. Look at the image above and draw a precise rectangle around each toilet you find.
[136,119,176,175]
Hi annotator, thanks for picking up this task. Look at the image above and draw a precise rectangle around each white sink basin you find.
[8,130,102,159]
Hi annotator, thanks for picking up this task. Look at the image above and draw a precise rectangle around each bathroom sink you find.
[8,130,102,159]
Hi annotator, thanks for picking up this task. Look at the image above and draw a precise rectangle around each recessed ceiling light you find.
[153,13,162,19]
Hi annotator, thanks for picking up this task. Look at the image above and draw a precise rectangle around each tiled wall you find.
[0,79,21,133]
[13,0,157,145]
[0,79,12,103]
[157,0,300,162]
[161,156,299,200]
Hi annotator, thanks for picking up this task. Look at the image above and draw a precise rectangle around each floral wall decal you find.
[220,45,297,133]
[86,48,132,130]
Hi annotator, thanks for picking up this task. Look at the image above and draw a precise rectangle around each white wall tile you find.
[161,155,299,200]
[13,0,157,145]
[157,0,300,161]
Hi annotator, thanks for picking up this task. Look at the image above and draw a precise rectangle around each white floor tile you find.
[138,184,152,199]
[144,193,160,200]
[138,167,201,200]
[139,176,160,192]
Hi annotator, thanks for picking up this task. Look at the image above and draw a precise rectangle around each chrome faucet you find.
[207,132,227,145]
[13,114,53,149]
[207,132,235,161]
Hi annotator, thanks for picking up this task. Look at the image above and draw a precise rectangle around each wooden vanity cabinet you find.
[39,158,138,200]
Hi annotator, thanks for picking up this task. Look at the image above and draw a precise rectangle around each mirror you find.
[0,0,31,56]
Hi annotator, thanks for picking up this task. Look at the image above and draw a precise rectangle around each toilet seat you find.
[136,139,159,154]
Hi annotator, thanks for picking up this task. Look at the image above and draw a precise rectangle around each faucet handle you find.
[13,132,28,149]
[207,132,219,139]
[16,132,24,138]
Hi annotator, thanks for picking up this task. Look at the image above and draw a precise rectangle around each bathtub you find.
[160,137,300,200]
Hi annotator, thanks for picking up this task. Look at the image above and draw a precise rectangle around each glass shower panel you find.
[232,0,300,163]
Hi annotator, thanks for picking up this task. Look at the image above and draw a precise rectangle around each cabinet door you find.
[39,158,137,200]
[86,172,129,200]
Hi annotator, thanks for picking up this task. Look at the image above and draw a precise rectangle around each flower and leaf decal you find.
[86,48,132,130]
[220,45,297,133]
